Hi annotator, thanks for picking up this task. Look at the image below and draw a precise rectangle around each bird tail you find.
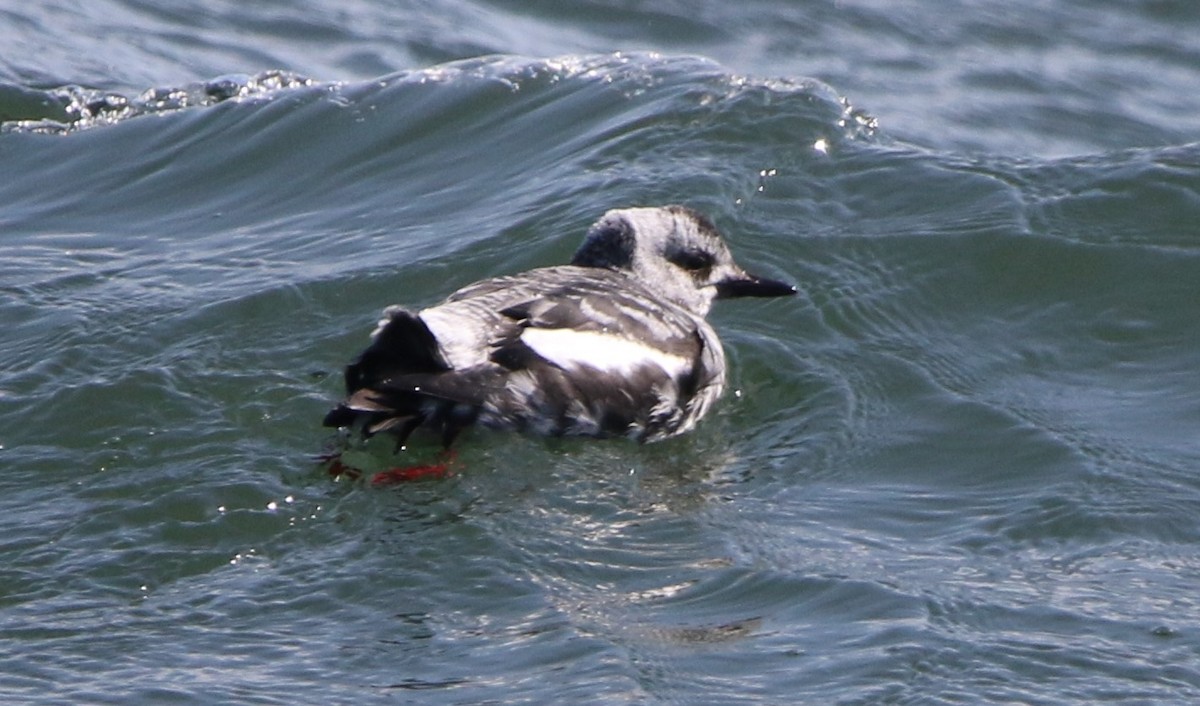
[344,307,450,391]
[323,308,499,447]
[323,308,450,438]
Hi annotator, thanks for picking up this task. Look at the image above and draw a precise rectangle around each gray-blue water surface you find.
[2,1,1199,703]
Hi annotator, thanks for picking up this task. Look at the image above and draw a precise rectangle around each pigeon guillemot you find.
[323,205,795,450]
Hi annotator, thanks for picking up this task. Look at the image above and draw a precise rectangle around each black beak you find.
[716,273,797,299]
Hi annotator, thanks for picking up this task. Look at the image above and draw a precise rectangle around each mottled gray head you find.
[571,205,795,315]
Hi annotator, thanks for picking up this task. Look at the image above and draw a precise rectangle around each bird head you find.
[571,205,796,316]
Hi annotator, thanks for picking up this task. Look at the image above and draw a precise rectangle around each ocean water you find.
[2,1,1199,704]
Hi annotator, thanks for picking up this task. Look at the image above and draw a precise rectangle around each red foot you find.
[370,450,459,486]
[316,452,363,481]
[317,450,458,486]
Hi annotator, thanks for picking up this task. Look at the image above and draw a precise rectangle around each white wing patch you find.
[520,328,691,378]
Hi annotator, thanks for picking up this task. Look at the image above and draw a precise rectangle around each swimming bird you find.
[323,205,795,451]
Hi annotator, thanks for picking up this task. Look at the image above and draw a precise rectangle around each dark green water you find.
[2,2,1199,704]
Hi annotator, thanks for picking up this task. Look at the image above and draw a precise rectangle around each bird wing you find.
[491,281,705,381]
[426,266,706,373]
[472,270,721,440]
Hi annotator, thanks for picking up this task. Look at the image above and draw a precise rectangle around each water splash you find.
[1,70,315,135]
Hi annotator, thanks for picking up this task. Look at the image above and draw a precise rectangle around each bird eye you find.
[668,248,715,272]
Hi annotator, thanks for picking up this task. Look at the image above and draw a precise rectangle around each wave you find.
[0,70,315,135]
[0,52,877,144]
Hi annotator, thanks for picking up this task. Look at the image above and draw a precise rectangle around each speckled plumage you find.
[323,205,795,448]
